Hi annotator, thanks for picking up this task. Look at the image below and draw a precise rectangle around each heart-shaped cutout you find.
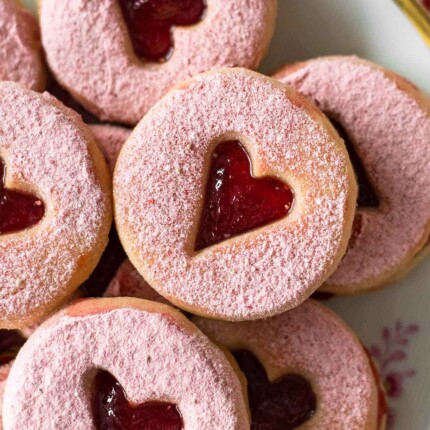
[0,158,45,235]
[93,370,183,430]
[118,0,206,62]
[195,140,294,251]
[233,350,316,430]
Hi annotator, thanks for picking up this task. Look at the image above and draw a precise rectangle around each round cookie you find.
[114,68,357,321]
[39,0,277,124]
[0,0,45,91]
[194,300,387,430]
[3,298,250,430]
[0,83,112,329]
[275,56,430,294]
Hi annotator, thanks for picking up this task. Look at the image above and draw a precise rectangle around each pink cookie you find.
[89,124,131,172]
[114,68,357,321]
[194,300,387,430]
[0,83,112,328]
[275,56,430,294]
[3,298,250,430]
[0,0,45,91]
[103,259,169,305]
[39,0,277,124]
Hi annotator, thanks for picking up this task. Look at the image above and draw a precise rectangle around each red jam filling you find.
[0,159,45,235]
[0,330,26,365]
[195,141,294,250]
[233,350,316,430]
[93,370,183,430]
[118,0,206,62]
[328,118,379,208]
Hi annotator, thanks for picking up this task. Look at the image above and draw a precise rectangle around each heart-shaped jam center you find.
[93,370,183,430]
[233,350,316,430]
[118,0,206,62]
[195,141,294,250]
[0,158,45,235]
[0,330,26,365]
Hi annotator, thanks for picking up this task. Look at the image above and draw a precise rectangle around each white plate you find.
[23,1,430,429]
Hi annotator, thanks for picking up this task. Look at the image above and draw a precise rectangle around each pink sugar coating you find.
[0,83,111,326]
[103,259,170,305]
[114,69,354,320]
[194,300,378,429]
[3,303,250,429]
[89,124,130,172]
[0,361,12,430]
[40,0,276,124]
[277,56,430,291]
[0,0,45,91]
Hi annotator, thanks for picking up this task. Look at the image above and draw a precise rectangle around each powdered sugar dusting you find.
[114,69,355,320]
[194,300,378,429]
[3,303,249,429]
[90,124,130,172]
[0,83,111,327]
[40,0,276,124]
[277,57,430,291]
[0,0,45,91]
[104,259,169,305]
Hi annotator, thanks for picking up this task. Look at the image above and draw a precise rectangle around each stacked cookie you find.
[1,1,429,429]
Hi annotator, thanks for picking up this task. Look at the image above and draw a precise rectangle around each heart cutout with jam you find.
[0,158,45,235]
[93,370,183,430]
[233,350,316,430]
[195,140,294,251]
[118,0,206,62]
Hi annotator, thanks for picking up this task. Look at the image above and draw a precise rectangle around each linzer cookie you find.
[39,0,277,124]
[3,298,250,430]
[114,68,357,321]
[194,300,387,430]
[0,83,112,329]
[275,56,430,294]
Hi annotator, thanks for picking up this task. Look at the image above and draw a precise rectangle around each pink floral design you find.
[370,321,419,429]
